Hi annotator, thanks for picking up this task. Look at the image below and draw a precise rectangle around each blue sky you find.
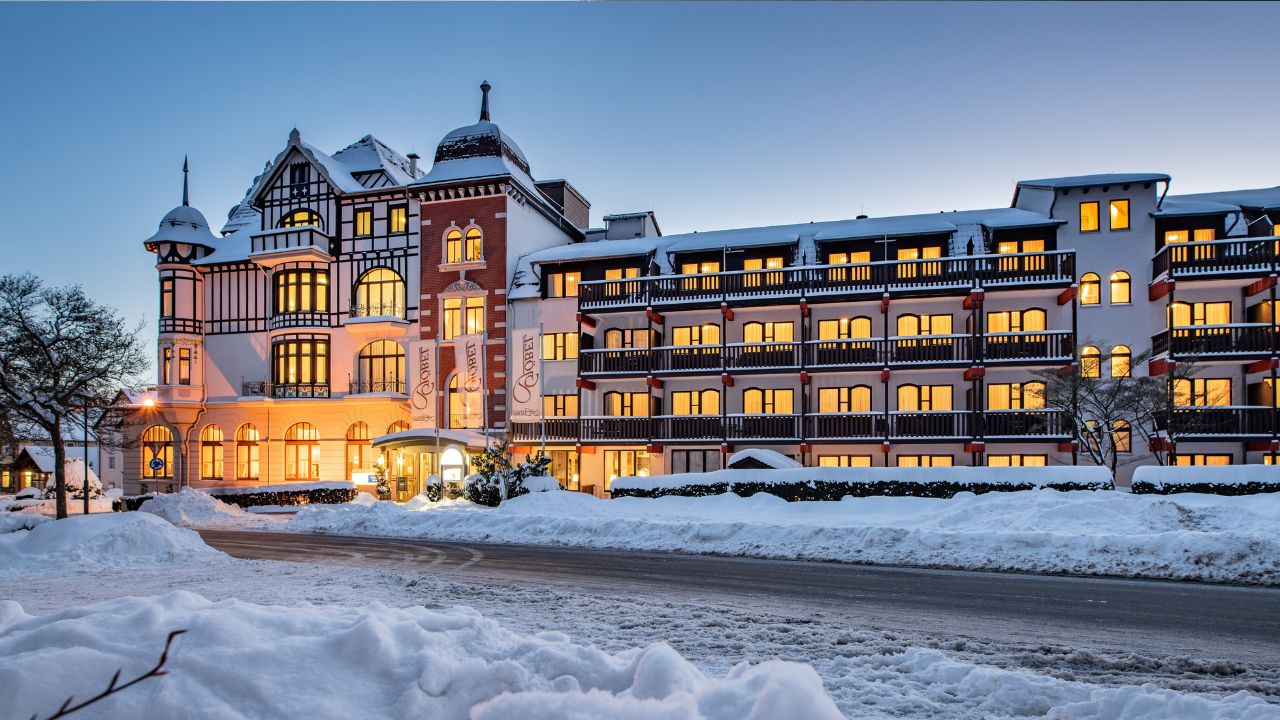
[1,2,1277,330]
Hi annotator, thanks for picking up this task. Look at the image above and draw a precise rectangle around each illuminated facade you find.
[121,85,1280,494]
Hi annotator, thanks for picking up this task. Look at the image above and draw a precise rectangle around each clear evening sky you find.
[2,2,1277,334]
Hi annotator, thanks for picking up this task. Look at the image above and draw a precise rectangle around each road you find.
[199,528,1280,670]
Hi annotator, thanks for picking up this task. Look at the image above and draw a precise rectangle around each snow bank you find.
[6,498,115,515]
[0,513,222,571]
[0,513,51,535]
[612,465,1111,493]
[139,488,278,529]
[521,475,561,493]
[0,592,842,720]
[1132,465,1280,493]
[727,448,801,469]
[287,489,1280,584]
[204,480,354,496]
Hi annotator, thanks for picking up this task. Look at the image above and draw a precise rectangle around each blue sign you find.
[149,457,165,472]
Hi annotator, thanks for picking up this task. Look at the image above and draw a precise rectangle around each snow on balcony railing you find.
[1152,237,1277,279]
[250,226,332,256]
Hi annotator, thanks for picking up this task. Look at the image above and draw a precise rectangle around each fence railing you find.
[1153,237,1277,279]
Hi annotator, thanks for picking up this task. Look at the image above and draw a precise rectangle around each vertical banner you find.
[407,339,437,428]
[509,327,542,422]
[454,334,485,428]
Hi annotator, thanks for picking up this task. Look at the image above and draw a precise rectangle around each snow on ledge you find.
[727,448,802,469]
[1131,465,1280,488]
[612,465,1110,492]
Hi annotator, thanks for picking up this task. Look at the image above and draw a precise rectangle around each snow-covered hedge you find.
[201,481,356,509]
[1131,465,1280,495]
[611,466,1112,500]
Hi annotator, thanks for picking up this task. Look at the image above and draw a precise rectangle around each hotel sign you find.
[407,339,437,428]
[509,328,541,422]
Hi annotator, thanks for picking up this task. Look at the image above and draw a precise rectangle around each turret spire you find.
[479,81,491,122]
[181,155,189,207]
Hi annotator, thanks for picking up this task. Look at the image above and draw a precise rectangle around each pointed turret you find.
[479,81,491,122]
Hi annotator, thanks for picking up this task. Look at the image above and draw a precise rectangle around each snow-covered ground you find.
[275,489,1280,585]
[1,513,1276,719]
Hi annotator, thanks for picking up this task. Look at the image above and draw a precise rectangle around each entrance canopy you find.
[372,427,489,451]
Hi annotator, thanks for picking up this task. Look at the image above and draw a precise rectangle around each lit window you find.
[897,384,952,412]
[672,389,720,416]
[280,209,321,229]
[996,239,1045,254]
[160,278,175,318]
[284,423,321,481]
[1081,345,1101,378]
[680,261,721,291]
[447,375,483,429]
[818,316,873,340]
[1173,454,1232,466]
[743,321,794,344]
[389,206,407,233]
[200,425,224,480]
[1112,420,1131,454]
[1193,228,1216,242]
[897,455,952,467]
[1111,345,1131,378]
[987,455,1046,467]
[355,209,372,237]
[603,328,650,349]
[162,347,172,385]
[465,228,483,261]
[547,272,582,298]
[896,314,952,337]
[895,246,942,278]
[141,425,173,479]
[818,386,871,413]
[1165,230,1189,244]
[603,391,650,417]
[446,229,464,263]
[986,382,1045,410]
[443,296,485,340]
[604,450,649,489]
[829,251,871,265]
[986,308,1046,333]
[543,395,579,417]
[1109,200,1129,230]
[345,422,371,480]
[235,424,260,480]
[356,340,406,394]
[178,347,191,386]
[353,268,405,318]
[1109,271,1131,304]
[1080,202,1099,232]
[672,324,720,346]
[272,335,329,395]
[604,267,640,281]
[1079,273,1100,305]
[1173,378,1232,407]
[542,332,579,360]
[743,388,794,415]
[818,455,872,467]
[1168,301,1231,327]
[743,257,785,286]
[275,270,329,313]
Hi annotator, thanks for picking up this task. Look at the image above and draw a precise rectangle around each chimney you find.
[406,152,420,176]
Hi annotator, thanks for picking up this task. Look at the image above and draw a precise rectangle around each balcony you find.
[579,416,651,443]
[887,335,973,366]
[652,415,723,442]
[578,251,1075,312]
[271,383,330,399]
[1152,325,1274,360]
[888,411,971,439]
[725,414,802,441]
[806,339,886,368]
[158,318,203,335]
[652,346,723,374]
[348,379,406,395]
[249,227,334,268]
[349,303,407,320]
[510,419,580,442]
[1152,238,1278,281]
[269,312,332,331]
[580,348,653,377]
[807,413,886,440]
[1170,406,1274,438]
[982,331,1074,364]
[724,342,802,373]
[983,410,1069,438]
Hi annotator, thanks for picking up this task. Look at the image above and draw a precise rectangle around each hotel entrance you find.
[372,428,486,502]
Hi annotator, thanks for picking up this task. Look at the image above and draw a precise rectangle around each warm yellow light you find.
[142,398,156,408]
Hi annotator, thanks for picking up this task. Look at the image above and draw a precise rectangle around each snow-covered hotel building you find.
[121,84,1280,495]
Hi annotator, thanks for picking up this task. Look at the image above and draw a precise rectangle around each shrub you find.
[1131,480,1280,496]
[463,472,502,507]
[611,478,1109,501]
[205,485,357,509]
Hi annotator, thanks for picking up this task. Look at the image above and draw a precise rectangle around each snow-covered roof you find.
[295,138,366,194]
[1168,186,1280,211]
[1152,197,1243,217]
[1016,173,1171,189]
[331,135,424,186]
[144,204,220,249]
[17,446,98,482]
[437,121,529,169]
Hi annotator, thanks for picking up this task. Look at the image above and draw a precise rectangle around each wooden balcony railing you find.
[510,419,580,442]
[578,251,1075,311]
[888,411,971,438]
[652,346,723,374]
[725,414,802,440]
[250,227,332,256]
[1152,324,1275,358]
[579,348,653,376]
[888,335,973,365]
[652,415,723,441]
[158,318,203,334]
[1170,406,1273,437]
[807,413,886,439]
[982,410,1068,437]
[806,339,886,368]
[723,342,802,372]
[579,417,651,442]
[1153,238,1278,279]
[982,331,1074,363]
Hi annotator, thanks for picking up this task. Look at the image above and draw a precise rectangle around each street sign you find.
[149,457,165,472]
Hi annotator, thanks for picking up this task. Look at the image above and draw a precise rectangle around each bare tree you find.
[1034,345,1220,478]
[0,274,147,518]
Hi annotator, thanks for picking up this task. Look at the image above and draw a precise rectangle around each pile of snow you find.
[520,475,561,493]
[612,465,1110,493]
[0,591,843,720]
[39,457,102,499]
[0,513,51,535]
[0,513,222,572]
[204,480,354,496]
[287,489,1280,584]
[1132,465,1280,491]
[139,488,277,529]
[6,497,114,516]
[727,448,802,469]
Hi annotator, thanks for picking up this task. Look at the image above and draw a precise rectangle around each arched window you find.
[818,385,871,413]
[817,316,872,340]
[1109,271,1131,304]
[743,388,794,415]
[672,389,719,415]
[235,424,260,480]
[141,425,173,479]
[445,229,464,264]
[1081,345,1101,378]
[345,422,370,480]
[1168,301,1191,328]
[1079,273,1100,305]
[284,422,320,481]
[447,374,482,429]
[465,227,483,262]
[200,425,224,480]
[280,209,321,229]
[1111,345,1132,377]
[387,420,411,435]
[353,268,405,319]
[1112,420,1132,454]
[356,340,405,394]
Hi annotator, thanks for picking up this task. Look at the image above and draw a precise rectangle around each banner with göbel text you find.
[508,328,542,422]
[453,334,485,428]
[407,339,437,428]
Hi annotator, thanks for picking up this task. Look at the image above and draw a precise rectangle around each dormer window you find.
[280,209,321,229]
[289,163,309,186]
[547,271,581,298]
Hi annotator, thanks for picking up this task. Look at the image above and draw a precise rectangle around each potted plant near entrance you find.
[373,460,392,501]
